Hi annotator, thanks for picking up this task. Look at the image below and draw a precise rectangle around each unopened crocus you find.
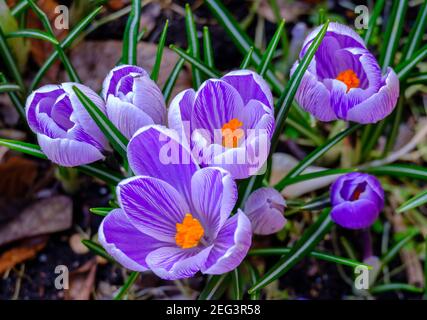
[102,65,166,139]
[26,83,108,167]
[244,187,286,235]
[168,70,275,179]
[99,125,252,280]
[292,22,399,123]
[330,172,384,229]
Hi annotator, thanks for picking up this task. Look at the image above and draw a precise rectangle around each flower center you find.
[221,118,244,148]
[336,69,360,92]
[175,213,204,249]
[350,182,367,201]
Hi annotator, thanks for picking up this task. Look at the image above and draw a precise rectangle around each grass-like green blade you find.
[239,46,253,69]
[370,283,423,294]
[203,26,214,68]
[30,6,102,91]
[89,207,114,217]
[382,97,404,157]
[169,45,221,78]
[248,209,333,293]
[185,3,202,88]
[364,164,427,181]
[275,168,358,190]
[162,56,185,103]
[121,0,141,65]
[285,116,324,146]
[0,73,25,119]
[231,268,242,300]
[73,86,128,159]
[6,29,58,44]
[198,274,230,300]
[363,0,385,45]
[380,229,419,268]
[257,19,285,77]
[379,0,408,71]
[275,124,361,189]
[407,72,427,85]
[151,20,168,82]
[249,248,370,269]
[272,22,329,150]
[0,138,123,184]
[114,271,139,300]
[27,0,80,83]
[246,263,260,300]
[0,82,21,93]
[205,0,283,95]
[11,0,29,16]
[0,26,25,90]
[425,237,427,299]
[401,0,427,62]
[396,44,427,80]
[397,190,427,213]
[82,239,114,262]
[0,139,46,159]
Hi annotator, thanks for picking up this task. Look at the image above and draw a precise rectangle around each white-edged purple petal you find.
[244,187,287,235]
[192,79,244,133]
[62,82,109,149]
[102,65,148,99]
[222,70,274,110]
[146,245,212,280]
[132,76,166,124]
[127,125,199,203]
[117,175,189,243]
[98,209,165,271]
[301,22,366,57]
[202,210,252,274]
[291,62,337,121]
[346,68,399,123]
[168,88,196,139]
[37,134,105,167]
[191,167,237,240]
[105,96,154,139]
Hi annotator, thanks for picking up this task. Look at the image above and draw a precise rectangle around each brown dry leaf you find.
[0,196,73,246]
[0,236,47,273]
[259,0,311,23]
[107,0,129,10]
[65,259,97,300]
[60,40,192,99]
[69,233,89,255]
[0,156,38,198]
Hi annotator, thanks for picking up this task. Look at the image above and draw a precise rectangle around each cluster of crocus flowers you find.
[169,70,275,179]
[99,126,252,279]
[330,173,385,229]
[22,21,397,280]
[292,22,399,123]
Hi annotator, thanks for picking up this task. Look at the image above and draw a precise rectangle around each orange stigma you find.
[221,118,244,148]
[336,69,360,92]
[175,213,204,249]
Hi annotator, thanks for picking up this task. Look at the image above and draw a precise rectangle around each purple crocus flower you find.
[26,83,108,167]
[99,125,252,280]
[168,70,275,179]
[330,172,384,229]
[292,22,399,123]
[244,187,286,235]
[102,65,166,139]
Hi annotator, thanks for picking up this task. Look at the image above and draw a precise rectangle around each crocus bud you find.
[26,83,108,167]
[244,187,286,235]
[102,65,166,139]
[330,172,385,229]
